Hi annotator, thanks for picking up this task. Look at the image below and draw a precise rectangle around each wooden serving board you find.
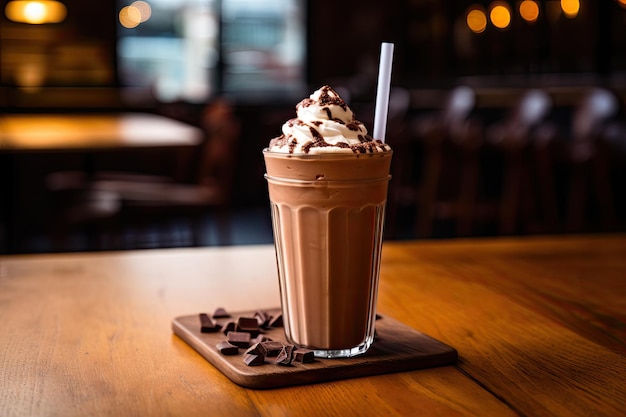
[172,309,458,389]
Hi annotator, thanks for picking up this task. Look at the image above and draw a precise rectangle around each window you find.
[117,0,307,103]
[221,0,307,99]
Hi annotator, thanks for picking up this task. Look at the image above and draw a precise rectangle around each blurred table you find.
[0,113,203,152]
[0,113,204,253]
[0,234,624,416]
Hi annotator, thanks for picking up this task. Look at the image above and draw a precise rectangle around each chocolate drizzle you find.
[308,126,324,142]
[289,138,297,153]
[268,85,392,154]
[317,85,348,112]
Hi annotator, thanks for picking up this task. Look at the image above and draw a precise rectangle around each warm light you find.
[467,6,488,34]
[15,61,46,90]
[618,0,626,9]
[519,0,540,23]
[119,5,142,28]
[24,1,45,22]
[131,1,151,22]
[490,2,512,29]
[119,2,151,28]
[561,0,579,18]
[5,0,67,24]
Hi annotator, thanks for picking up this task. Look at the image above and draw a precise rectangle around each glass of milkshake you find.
[263,86,392,358]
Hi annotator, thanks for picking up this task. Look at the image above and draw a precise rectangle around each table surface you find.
[1,234,624,417]
[0,113,203,151]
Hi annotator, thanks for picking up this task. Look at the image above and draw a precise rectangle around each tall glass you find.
[263,150,392,358]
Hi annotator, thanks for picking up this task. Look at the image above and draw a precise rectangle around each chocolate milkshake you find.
[263,86,392,358]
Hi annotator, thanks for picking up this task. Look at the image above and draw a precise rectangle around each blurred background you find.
[1,0,625,253]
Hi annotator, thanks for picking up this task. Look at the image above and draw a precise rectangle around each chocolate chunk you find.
[244,342,264,356]
[259,341,284,357]
[254,311,271,328]
[269,314,283,328]
[212,307,231,319]
[227,331,251,348]
[236,316,260,335]
[293,348,314,363]
[199,313,221,333]
[221,320,236,335]
[216,341,239,355]
[243,353,265,366]
[275,345,295,366]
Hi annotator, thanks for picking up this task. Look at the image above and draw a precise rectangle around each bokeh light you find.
[119,5,142,28]
[119,2,152,28]
[5,0,67,24]
[466,6,488,34]
[561,0,579,18]
[519,0,540,23]
[24,1,45,22]
[131,1,151,23]
[490,1,512,29]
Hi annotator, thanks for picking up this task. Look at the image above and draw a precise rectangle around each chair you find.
[46,186,122,251]
[485,88,557,234]
[565,88,619,232]
[388,86,482,238]
[100,98,240,247]
[46,98,240,249]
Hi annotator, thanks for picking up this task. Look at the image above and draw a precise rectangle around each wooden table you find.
[0,113,203,152]
[1,234,624,416]
[0,113,204,253]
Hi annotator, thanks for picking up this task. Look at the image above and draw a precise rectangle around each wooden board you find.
[172,309,458,389]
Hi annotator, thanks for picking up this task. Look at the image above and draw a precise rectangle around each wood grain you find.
[377,234,626,417]
[1,235,625,416]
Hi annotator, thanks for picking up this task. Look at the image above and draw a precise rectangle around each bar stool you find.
[565,88,619,232]
[486,88,556,235]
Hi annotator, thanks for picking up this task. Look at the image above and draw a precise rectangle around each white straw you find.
[373,42,395,142]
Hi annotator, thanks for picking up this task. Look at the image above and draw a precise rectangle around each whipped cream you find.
[268,86,391,154]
